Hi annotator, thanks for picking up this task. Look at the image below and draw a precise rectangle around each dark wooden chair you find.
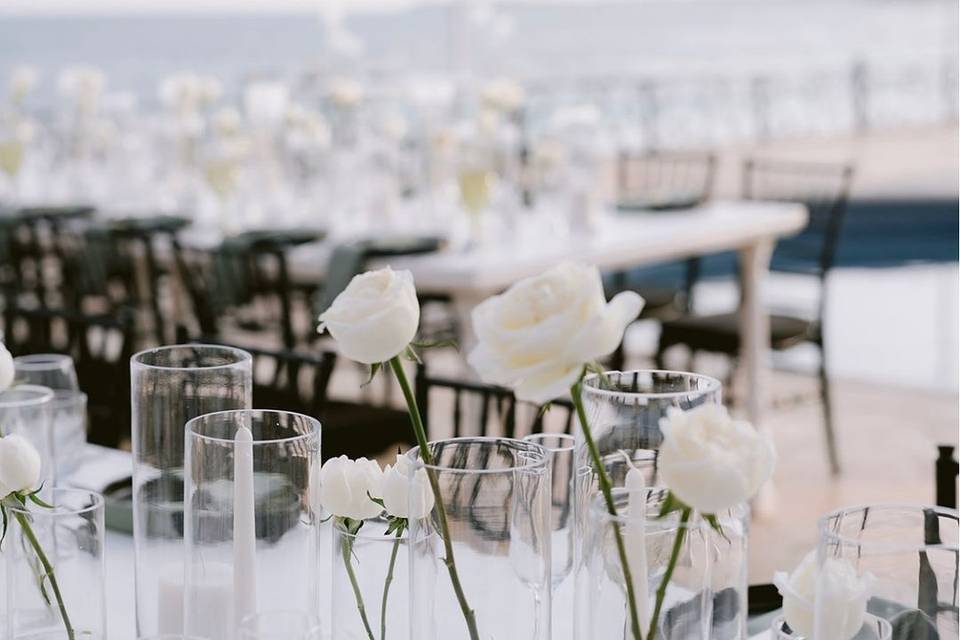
[936,445,958,509]
[656,159,855,474]
[607,151,717,370]
[2,304,135,447]
[205,340,414,460]
[415,364,574,440]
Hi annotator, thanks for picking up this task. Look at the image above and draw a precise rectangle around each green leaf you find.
[411,338,459,351]
[704,513,730,543]
[361,362,383,388]
[402,345,422,364]
[585,361,612,387]
[339,516,364,536]
[537,403,553,418]
[1,506,8,548]
[367,492,385,509]
[657,491,687,519]
[27,491,54,510]
[384,516,407,537]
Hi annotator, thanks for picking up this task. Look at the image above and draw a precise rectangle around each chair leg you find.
[819,349,841,475]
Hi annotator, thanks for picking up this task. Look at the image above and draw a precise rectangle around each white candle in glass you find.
[624,466,649,630]
[234,425,258,631]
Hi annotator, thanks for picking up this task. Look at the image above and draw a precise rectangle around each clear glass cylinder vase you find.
[130,345,253,637]
[0,384,55,487]
[577,488,749,640]
[579,370,721,487]
[182,409,321,640]
[408,437,553,640]
[2,488,106,640]
[331,517,412,640]
[815,504,959,639]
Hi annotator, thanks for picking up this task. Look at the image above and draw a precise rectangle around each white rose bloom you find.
[0,434,42,498]
[10,66,38,101]
[381,454,434,520]
[0,343,14,392]
[774,551,874,640]
[318,267,420,365]
[328,77,364,108]
[317,456,384,521]
[467,262,643,404]
[657,404,775,514]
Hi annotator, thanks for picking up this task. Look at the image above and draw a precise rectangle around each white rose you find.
[0,343,14,392]
[774,551,874,640]
[657,404,775,514]
[467,262,643,404]
[328,77,364,108]
[317,456,384,521]
[381,454,434,520]
[318,267,420,364]
[0,434,42,498]
[10,66,38,101]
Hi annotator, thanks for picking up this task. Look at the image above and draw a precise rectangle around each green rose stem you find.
[12,509,76,640]
[646,506,691,640]
[570,375,644,640]
[389,357,480,640]
[340,526,376,640]
[379,528,403,640]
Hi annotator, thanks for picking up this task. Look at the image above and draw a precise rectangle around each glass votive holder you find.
[239,610,323,639]
[2,488,106,640]
[771,613,893,639]
[13,353,80,391]
[51,390,88,480]
[579,369,721,486]
[0,384,54,486]
[182,410,321,640]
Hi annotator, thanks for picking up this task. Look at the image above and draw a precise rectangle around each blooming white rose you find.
[318,267,420,364]
[317,456,384,521]
[0,434,42,498]
[480,77,525,113]
[10,66,38,102]
[0,343,14,392]
[774,550,874,640]
[467,263,643,404]
[381,454,434,520]
[657,404,775,514]
[328,77,364,108]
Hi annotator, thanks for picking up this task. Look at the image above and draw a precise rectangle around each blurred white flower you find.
[243,81,289,127]
[212,106,242,137]
[317,455,384,521]
[13,119,36,145]
[468,262,643,403]
[318,267,420,365]
[0,343,13,391]
[160,72,221,115]
[480,77,525,114]
[9,65,38,102]
[658,404,775,514]
[0,434,42,498]
[57,65,106,114]
[381,453,434,520]
[285,104,331,149]
[328,77,364,108]
[378,112,409,143]
[774,550,874,640]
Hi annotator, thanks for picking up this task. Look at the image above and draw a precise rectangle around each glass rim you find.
[588,486,749,528]
[7,487,104,517]
[131,343,252,372]
[185,409,321,446]
[51,389,87,403]
[12,353,74,370]
[581,369,722,400]
[817,502,960,552]
[409,436,551,475]
[523,432,576,451]
[0,383,55,407]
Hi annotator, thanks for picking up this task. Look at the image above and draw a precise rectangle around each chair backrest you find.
[743,158,855,277]
[2,304,135,447]
[617,150,717,210]
[415,364,574,440]
[936,445,959,509]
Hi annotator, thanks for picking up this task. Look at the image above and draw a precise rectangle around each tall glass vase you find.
[577,488,749,640]
[2,488,106,640]
[408,437,553,640]
[331,517,413,640]
[130,345,253,637]
[182,410,321,640]
[815,504,959,639]
[579,370,721,487]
